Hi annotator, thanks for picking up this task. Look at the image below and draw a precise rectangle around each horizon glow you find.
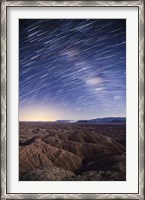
[19,19,126,121]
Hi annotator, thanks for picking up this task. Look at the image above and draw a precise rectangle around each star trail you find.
[19,19,126,121]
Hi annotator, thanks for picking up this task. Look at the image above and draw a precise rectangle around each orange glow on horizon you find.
[19,117,57,122]
[19,106,58,121]
[19,115,57,122]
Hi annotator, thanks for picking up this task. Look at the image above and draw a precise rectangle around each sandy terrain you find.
[19,122,126,181]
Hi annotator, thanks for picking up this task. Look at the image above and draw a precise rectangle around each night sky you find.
[19,19,126,121]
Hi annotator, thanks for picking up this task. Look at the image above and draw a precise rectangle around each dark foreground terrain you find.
[19,122,126,181]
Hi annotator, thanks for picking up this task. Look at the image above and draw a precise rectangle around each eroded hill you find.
[19,123,126,181]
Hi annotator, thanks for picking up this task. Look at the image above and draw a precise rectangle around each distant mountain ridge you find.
[20,117,126,124]
[76,117,126,124]
[54,117,126,124]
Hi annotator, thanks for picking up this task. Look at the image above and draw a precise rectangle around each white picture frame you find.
[1,1,144,199]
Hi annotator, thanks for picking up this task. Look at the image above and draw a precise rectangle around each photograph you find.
[1,0,144,199]
[19,19,126,181]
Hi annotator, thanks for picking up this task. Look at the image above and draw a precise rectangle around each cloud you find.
[86,77,103,85]
[95,87,105,91]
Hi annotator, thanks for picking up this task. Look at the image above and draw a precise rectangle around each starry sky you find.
[19,19,126,121]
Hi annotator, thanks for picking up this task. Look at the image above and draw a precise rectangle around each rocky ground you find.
[19,123,126,181]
